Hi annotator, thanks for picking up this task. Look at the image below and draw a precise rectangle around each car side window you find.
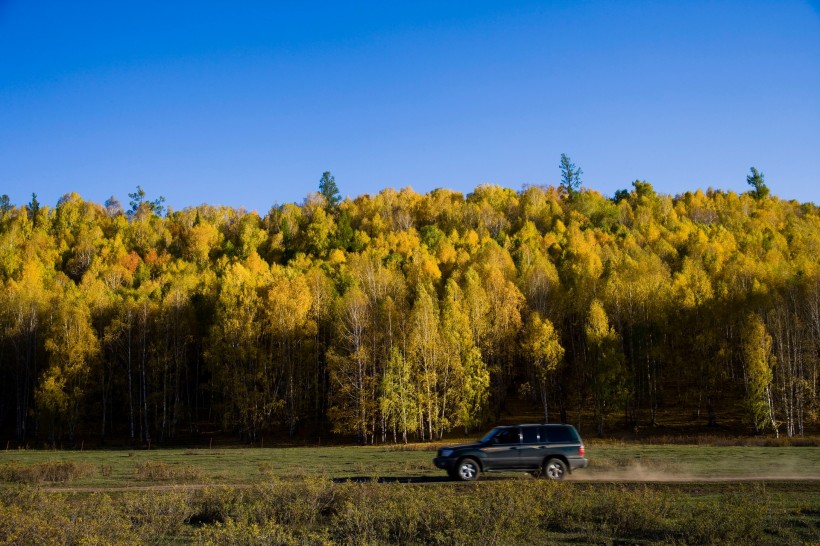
[493,428,520,445]
[522,426,538,444]
[543,426,574,443]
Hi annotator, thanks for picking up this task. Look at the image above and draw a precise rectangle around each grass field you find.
[2,442,820,544]
[3,440,820,488]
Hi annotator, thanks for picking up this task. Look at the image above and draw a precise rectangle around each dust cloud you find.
[572,461,698,482]
[571,458,820,482]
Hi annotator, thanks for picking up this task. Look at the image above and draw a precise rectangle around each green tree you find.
[319,171,341,210]
[746,167,769,200]
[128,185,166,218]
[613,189,630,203]
[559,153,583,198]
[0,194,12,215]
[27,193,40,227]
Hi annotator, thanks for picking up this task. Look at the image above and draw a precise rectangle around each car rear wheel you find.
[456,458,480,481]
[543,458,567,481]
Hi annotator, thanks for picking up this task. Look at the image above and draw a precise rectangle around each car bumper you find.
[433,457,458,471]
[569,458,588,471]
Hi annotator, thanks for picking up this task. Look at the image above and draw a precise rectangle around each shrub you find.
[0,461,95,483]
[674,486,770,544]
[252,476,336,526]
[133,460,203,481]
[121,489,196,542]
[0,487,133,545]
[193,518,332,546]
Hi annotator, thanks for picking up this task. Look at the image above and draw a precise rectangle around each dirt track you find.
[39,473,820,493]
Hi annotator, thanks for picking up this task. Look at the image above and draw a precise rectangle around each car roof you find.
[497,423,572,428]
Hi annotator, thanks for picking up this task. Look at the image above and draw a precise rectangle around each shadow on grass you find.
[333,475,510,484]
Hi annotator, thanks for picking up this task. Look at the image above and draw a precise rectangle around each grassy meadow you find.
[3,440,820,488]
[2,441,820,544]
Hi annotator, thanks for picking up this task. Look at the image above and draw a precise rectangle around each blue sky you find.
[2,1,819,211]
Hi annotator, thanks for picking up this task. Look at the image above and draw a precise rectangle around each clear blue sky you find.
[2,1,819,211]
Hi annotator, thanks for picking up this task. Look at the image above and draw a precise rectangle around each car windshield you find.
[478,427,521,445]
[479,428,501,443]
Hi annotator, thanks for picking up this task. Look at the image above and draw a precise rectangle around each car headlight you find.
[440,449,454,457]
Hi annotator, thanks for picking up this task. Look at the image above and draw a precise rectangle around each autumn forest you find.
[1,166,819,446]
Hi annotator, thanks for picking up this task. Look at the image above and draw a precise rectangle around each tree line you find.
[1,165,818,445]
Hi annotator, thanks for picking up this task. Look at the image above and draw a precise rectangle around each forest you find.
[1,165,819,446]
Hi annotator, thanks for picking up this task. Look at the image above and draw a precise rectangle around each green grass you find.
[583,442,820,480]
[0,445,439,488]
[3,443,820,544]
[0,442,820,489]
[3,441,820,489]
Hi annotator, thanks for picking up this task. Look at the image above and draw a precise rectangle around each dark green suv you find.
[433,424,587,481]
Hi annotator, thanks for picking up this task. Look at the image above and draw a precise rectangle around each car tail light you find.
[579,444,585,457]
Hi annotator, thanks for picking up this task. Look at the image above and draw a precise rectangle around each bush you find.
[674,486,770,544]
[0,461,95,483]
[133,460,203,481]
[0,478,810,544]
[0,487,133,545]
[252,477,336,526]
[121,489,196,542]
[194,518,331,546]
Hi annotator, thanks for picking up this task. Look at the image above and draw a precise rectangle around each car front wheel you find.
[456,458,480,481]
[543,458,567,481]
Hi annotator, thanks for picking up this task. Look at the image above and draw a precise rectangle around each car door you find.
[482,427,521,470]
[517,426,542,469]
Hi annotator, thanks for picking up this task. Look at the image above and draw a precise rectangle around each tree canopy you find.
[1,172,819,445]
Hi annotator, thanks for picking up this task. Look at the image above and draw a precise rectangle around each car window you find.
[493,428,520,445]
[541,426,575,443]
[522,426,539,444]
[480,428,501,443]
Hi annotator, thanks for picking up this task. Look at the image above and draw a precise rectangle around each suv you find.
[433,424,587,481]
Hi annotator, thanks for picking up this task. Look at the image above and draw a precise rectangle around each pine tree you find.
[559,153,583,198]
[746,167,769,200]
[319,171,341,210]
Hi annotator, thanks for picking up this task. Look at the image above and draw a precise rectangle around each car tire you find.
[456,458,480,481]
[543,458,567,481]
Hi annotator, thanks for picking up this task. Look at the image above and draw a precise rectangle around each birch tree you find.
[742,312,777,435]
[522,311,564,423]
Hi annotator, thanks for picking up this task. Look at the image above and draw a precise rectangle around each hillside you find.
[1,179,818,446]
